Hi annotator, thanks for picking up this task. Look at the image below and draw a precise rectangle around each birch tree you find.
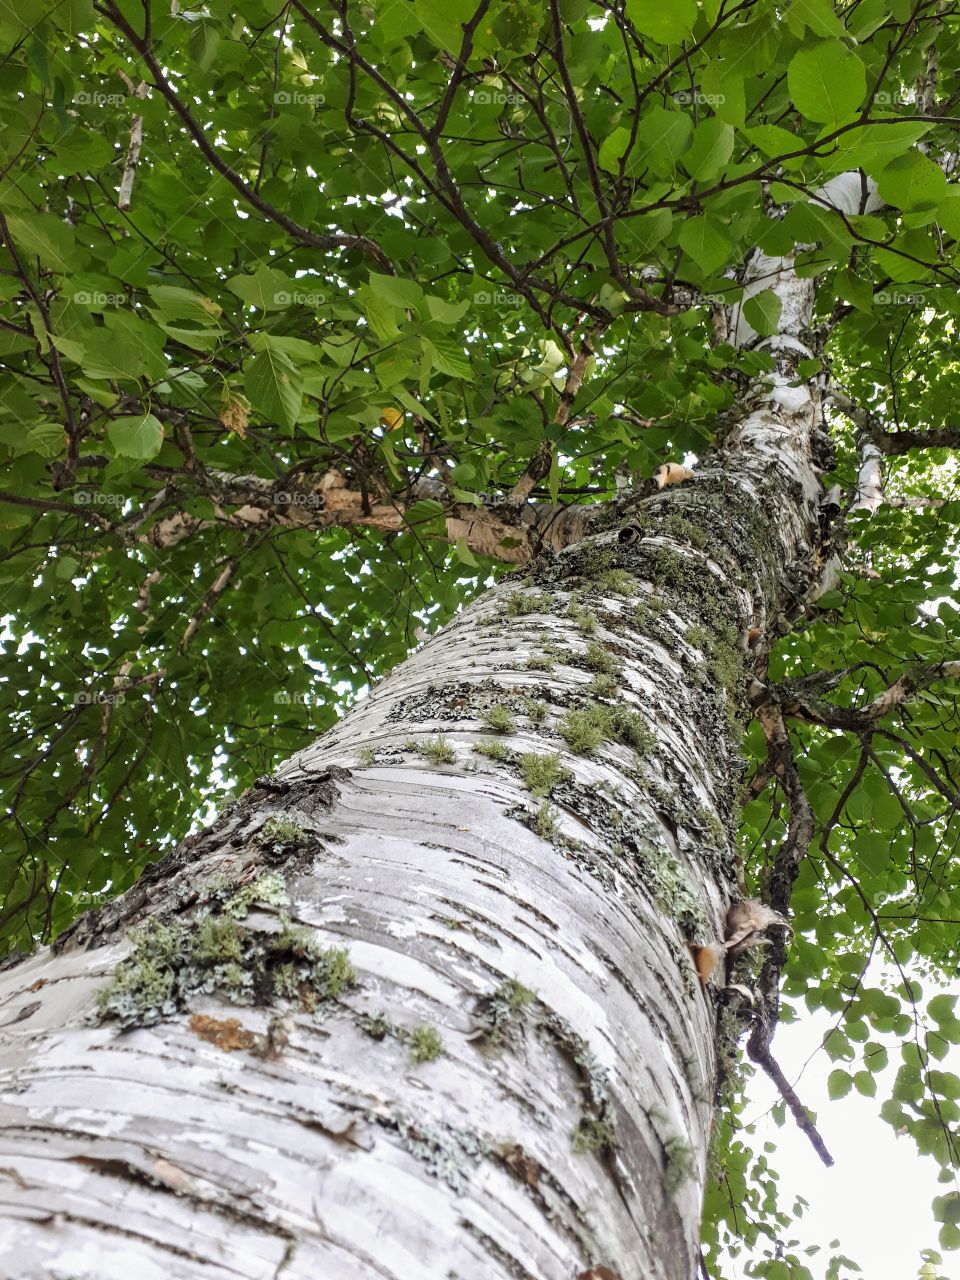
[1,3,959,1278]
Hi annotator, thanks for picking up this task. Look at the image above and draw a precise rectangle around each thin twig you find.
[752,1049,834,1167]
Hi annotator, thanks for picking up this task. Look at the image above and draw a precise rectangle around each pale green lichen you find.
[409,1023,444,1063]
[473,978,537,1043]
[588,672,618,697]
[355,746,376,767]
[664,1136,696,1194]
[503,589,555,617]
[389,1113,484,1192]
[558,703,654,757]
[686,624,711,651]
[95,911,355,1029]
[260,817,304,845]
[518,751,570,797]
[534,803,560,840]
[662,513,708,550]
[582,641,622,676]
[559,705,608,755]
[606,706,655,754]
[572,544,617,578]
[482,705,516,734]
[633,599,658,630]
[225,871,288,919]
[567,600,598,634]
[594,568,638,596]
[422,736,456,764]
[571,1116,616,1154]
[194,913,245,961]
[521,697,548,722]
[358,1010,394,1040]
[472,738,510,760]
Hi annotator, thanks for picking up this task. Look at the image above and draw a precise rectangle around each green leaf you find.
[626,0,697,42]
[636,108,692,177]
[454,536,478,567]
[5,212,78,273]
[787,41,866,123]
[853,1070,877,1097]
[0,420,65,458]
[678,216,731,274]
[683,119,735,181]
[928,994,958,1023]
[599,127,632,175]
[106,414,164,461]
[700,60,746,127]
[933,1194,960,1225]
[148,286,222,325]
[228,267,297,311]
[744,124,806,168]
[877,152,949,212]
[367,272,424,310]
[358,289,402,342]
[413,0,477,54]
[834,268,873,312]
[742,289,782,336]
[244,349,303,430]
[51,328,164,384]
[827,1069,853,1099]
[864,1042,888,1072]
[785,0,846,36]
[422,338,471,379]
[189,17,220,71]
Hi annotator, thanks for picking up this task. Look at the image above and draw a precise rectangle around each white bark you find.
[852,433,885,513]
[0,567,734,1280]
[117,82,148,212]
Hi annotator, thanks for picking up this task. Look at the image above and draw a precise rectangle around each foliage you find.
[0,0,959,1275]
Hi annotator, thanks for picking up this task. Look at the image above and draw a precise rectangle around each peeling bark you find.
[142,470,598,564]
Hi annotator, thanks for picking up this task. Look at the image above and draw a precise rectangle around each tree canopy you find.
[1,0,959,1275]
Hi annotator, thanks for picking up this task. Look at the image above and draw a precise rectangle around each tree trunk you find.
[0,179,870,1280]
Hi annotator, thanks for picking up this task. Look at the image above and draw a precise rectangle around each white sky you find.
[731,1007,958,1280]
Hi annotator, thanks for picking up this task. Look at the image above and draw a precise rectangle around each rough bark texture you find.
[0,508,799,1280]
[0,177,873,1280]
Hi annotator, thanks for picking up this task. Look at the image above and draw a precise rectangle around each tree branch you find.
[777,661,960,731]
[829,388,960,455]
[97,0,393,271]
